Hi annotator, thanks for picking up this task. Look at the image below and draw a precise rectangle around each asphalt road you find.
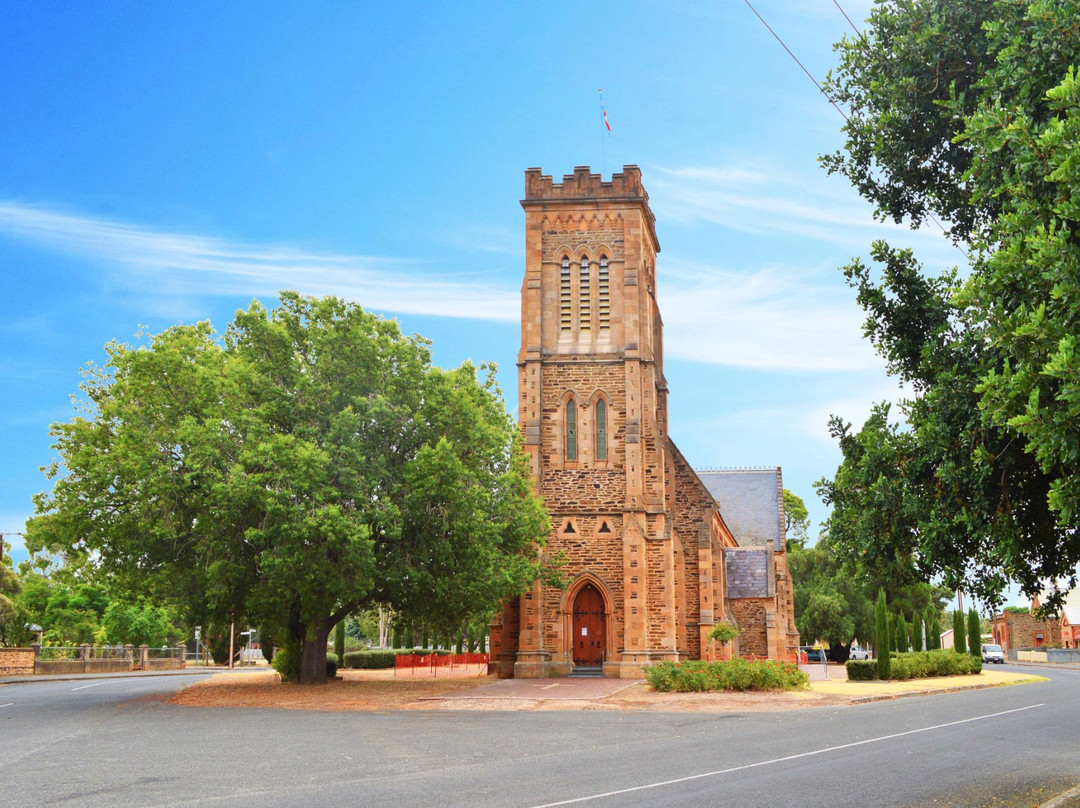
[1,664,1077,808]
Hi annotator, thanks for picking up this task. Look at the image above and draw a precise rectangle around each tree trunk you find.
[299,623,332,684]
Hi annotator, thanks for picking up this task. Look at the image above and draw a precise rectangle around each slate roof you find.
[695,468,782,547]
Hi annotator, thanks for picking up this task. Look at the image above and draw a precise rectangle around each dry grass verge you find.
[169,669,854,713]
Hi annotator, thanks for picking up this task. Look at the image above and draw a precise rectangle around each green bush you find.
[846,659,878,680]
[271,640,300,682]
[343,650,396,669]
[889,649,981,680]
[326,653,339,678]
[645,658,808,692]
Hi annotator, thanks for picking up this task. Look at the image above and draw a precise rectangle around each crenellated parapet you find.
[523,165,658,251]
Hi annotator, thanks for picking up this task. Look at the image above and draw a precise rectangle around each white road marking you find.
[71,679,138,691]
[526,703,1046,808]
[0,702,13,708]
[539,684,562,690]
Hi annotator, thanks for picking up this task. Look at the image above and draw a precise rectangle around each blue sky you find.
[1,2,963,575]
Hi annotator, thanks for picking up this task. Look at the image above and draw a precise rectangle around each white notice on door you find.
[581,627,588,636]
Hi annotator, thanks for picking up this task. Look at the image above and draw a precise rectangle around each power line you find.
[832,0,863,39]
[743,0,968,257]
[742,0,849,122]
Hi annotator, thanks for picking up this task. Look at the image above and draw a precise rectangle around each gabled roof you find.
[695,468,782,547]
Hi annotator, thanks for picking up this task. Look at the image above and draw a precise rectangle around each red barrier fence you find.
[394,652,489,677]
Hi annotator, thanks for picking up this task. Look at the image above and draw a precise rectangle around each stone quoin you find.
[489,166,800,678]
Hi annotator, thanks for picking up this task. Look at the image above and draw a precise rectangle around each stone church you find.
[489,165,799,678]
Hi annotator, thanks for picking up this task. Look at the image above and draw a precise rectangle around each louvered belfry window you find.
[560,257,572,331]
[579,256,591,331]
[598,256,610,330]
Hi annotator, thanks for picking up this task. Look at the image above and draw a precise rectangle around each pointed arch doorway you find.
[572,583,606,667]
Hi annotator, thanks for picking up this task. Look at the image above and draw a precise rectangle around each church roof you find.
[696,468,783,547]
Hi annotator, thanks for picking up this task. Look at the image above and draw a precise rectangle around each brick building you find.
[489,165,799,678]
[990,610,1061,652]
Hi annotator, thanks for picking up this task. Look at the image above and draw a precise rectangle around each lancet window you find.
[565,399,578,461]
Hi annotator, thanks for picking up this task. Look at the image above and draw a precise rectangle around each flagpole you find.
[598,88,608,176]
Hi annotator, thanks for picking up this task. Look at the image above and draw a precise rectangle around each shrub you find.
[645,658,808,693]
[271,639,300,682]
[343,650,396,669]
[888,649,982,680]
[326,653,339,678]
[846,659,878,681]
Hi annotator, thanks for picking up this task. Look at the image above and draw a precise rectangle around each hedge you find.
[341,648,456,669]
[846,659,878,681]
[645,658,808,692]
[845,649,982,681]
[343,650,396,669]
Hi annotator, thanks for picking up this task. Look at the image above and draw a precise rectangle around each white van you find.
[981,643,1005,664]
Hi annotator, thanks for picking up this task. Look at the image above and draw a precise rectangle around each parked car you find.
[849,645,870,660]
[981,643,1005,664]
[805,647,828,662]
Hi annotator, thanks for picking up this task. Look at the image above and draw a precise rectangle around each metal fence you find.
[394,652,490,677]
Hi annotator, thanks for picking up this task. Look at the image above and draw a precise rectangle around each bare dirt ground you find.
[168,668,854,713]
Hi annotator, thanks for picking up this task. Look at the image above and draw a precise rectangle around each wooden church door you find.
[572,584,605,666]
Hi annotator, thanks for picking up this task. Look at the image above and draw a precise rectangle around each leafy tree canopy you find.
[27,293,551,682]
[782,489,810,550]
[818,0,1080,610]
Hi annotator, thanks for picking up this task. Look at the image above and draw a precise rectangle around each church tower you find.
[512,165,678,678]
[489,165,800,678]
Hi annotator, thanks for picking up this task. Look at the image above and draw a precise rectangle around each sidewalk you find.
[806,666,1045,701]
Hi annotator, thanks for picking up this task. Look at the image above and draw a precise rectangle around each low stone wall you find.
[1016,650,1048,663]
[1012,648,1080,663]
[0,647,35,675]
[1047,648,1080,664]
[36,657,132,675]
[145,657,184,670]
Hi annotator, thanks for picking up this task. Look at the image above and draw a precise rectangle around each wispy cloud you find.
[661,257,879,371]
[0,201,520,322]
[0,198,900,373]
[647,162,961,263]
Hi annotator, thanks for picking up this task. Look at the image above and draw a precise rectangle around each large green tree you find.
[0,540,30,646]
[782,489,810,551]
[27,293,550,683]
[818,0,1080,610]
[787,540,874,662]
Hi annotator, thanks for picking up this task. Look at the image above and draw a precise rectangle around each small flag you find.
[598,88,611,132]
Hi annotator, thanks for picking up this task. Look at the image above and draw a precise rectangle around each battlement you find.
[522,165,657,249]
[524,165,649,202]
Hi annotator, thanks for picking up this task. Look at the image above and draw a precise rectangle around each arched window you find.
[560,257,572,332]
[594,398,607,460]
[565,399,578,461]
[579,256,591,331]
[598,256,610,330]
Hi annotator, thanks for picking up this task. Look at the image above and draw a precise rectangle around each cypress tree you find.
[912,614,924,652]
[952,610,966,655]
[896,613,909,653]
[930,616,941,650]
[875,589,891,680]
[924,606,937,649]
[967,608,982,657]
